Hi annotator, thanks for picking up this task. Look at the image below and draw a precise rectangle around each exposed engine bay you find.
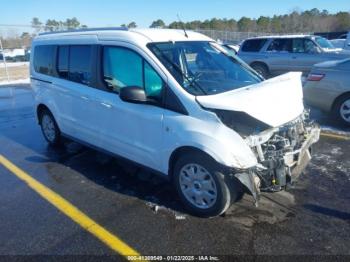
[232,111,320,205]
[197,72,319,205]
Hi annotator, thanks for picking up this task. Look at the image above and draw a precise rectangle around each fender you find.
[161,118,258,174]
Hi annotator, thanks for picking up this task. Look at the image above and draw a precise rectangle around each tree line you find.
[29,8,350,33]
[31,17,87,32]
[151,8,350,33]
[1,9,350,49]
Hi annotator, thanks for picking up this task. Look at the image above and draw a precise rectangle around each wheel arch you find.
[331,91,350,111]
[36,104,51,124]
[250,61,269,71]
[168,146,221,180]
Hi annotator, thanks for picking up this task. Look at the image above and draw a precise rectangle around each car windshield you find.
[315,37,335,49]
[148,41,262,96]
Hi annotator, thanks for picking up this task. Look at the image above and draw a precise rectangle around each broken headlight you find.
[212,109,272,137]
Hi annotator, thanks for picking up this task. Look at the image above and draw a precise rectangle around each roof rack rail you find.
[39,27,128,36]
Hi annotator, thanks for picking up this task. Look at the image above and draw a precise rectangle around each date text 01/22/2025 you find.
[127,255,219,261]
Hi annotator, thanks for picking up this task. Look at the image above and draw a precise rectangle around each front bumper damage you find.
[234,115,320,206]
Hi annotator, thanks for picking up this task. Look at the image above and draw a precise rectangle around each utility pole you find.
[0,38,10,82]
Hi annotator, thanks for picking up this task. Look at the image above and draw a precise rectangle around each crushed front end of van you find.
[237,113,320,204]
[197,72,320,205]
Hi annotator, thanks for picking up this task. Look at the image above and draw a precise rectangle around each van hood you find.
[196,72,304,127]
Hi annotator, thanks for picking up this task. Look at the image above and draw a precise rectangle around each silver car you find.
[303,58,350,126]
[238,35,350,78]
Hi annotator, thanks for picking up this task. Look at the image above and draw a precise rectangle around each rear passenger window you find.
[57,46,69,79]
[68,46,92,85]
[267,39,292,52]
[34,45,55,76]
[241,39,267,52]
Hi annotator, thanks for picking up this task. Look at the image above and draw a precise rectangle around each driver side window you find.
[304,39,318,53]
[292,39,317,53]
[103,46,164,100]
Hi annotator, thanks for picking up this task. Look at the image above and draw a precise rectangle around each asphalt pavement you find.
[0,85,349,261]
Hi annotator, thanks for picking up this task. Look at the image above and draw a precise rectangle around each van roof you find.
[34,28,212,44]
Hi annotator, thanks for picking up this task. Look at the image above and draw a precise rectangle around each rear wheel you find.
[251,63,269,79]
[332,94,350,126]
[40,109,62,146]
[173,152,242,217]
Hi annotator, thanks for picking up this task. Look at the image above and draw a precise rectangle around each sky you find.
[1,0,350,31]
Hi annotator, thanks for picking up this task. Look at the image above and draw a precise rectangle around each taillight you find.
[307,73,325,81]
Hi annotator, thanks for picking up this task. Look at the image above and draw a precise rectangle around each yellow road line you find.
[0,154,141,258]
[320,132,350,140]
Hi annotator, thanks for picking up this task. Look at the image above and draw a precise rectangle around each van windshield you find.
[148,41,262,96]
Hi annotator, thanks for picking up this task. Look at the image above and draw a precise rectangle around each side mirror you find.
[120,86,148,104]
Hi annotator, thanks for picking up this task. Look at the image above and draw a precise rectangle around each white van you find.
[31,28,320,217]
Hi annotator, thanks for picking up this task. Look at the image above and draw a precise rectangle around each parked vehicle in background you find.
[329,32,350,50]
[222,44,240,54]
[303,58,350,126]
[1,48,30,62]
[31,28,320,217]
[10,55,27,62]
[330,39,346,49]
[238,35,350,78]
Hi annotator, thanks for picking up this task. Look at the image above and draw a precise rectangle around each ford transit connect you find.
[31,28,320,217]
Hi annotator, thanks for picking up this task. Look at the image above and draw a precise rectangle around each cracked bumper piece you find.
[235,122,320,205]
[235,170,261,206]
[289,124,320,179]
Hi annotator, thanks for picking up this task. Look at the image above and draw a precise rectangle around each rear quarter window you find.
[241,39,267,52]
[267,39,292,52]
[33,45,55,76]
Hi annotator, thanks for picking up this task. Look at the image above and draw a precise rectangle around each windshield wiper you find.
[151,45,207,95]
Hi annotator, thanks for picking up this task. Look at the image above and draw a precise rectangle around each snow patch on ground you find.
[311,152,350,180]
[321,125,350,136]
[0,78,30,86]
[330,146,343,156]
[0,62,29,68]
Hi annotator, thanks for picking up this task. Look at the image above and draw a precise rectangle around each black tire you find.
[331,94,350,126]
[173,152,242,218]
[39,109,62,146]
[251,63,269,79]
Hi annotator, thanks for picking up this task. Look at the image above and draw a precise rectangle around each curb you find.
[320,126,350,139]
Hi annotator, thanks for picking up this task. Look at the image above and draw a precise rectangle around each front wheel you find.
[173,152,242,217]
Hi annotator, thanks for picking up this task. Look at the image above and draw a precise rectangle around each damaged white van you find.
[31,28,320,217]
